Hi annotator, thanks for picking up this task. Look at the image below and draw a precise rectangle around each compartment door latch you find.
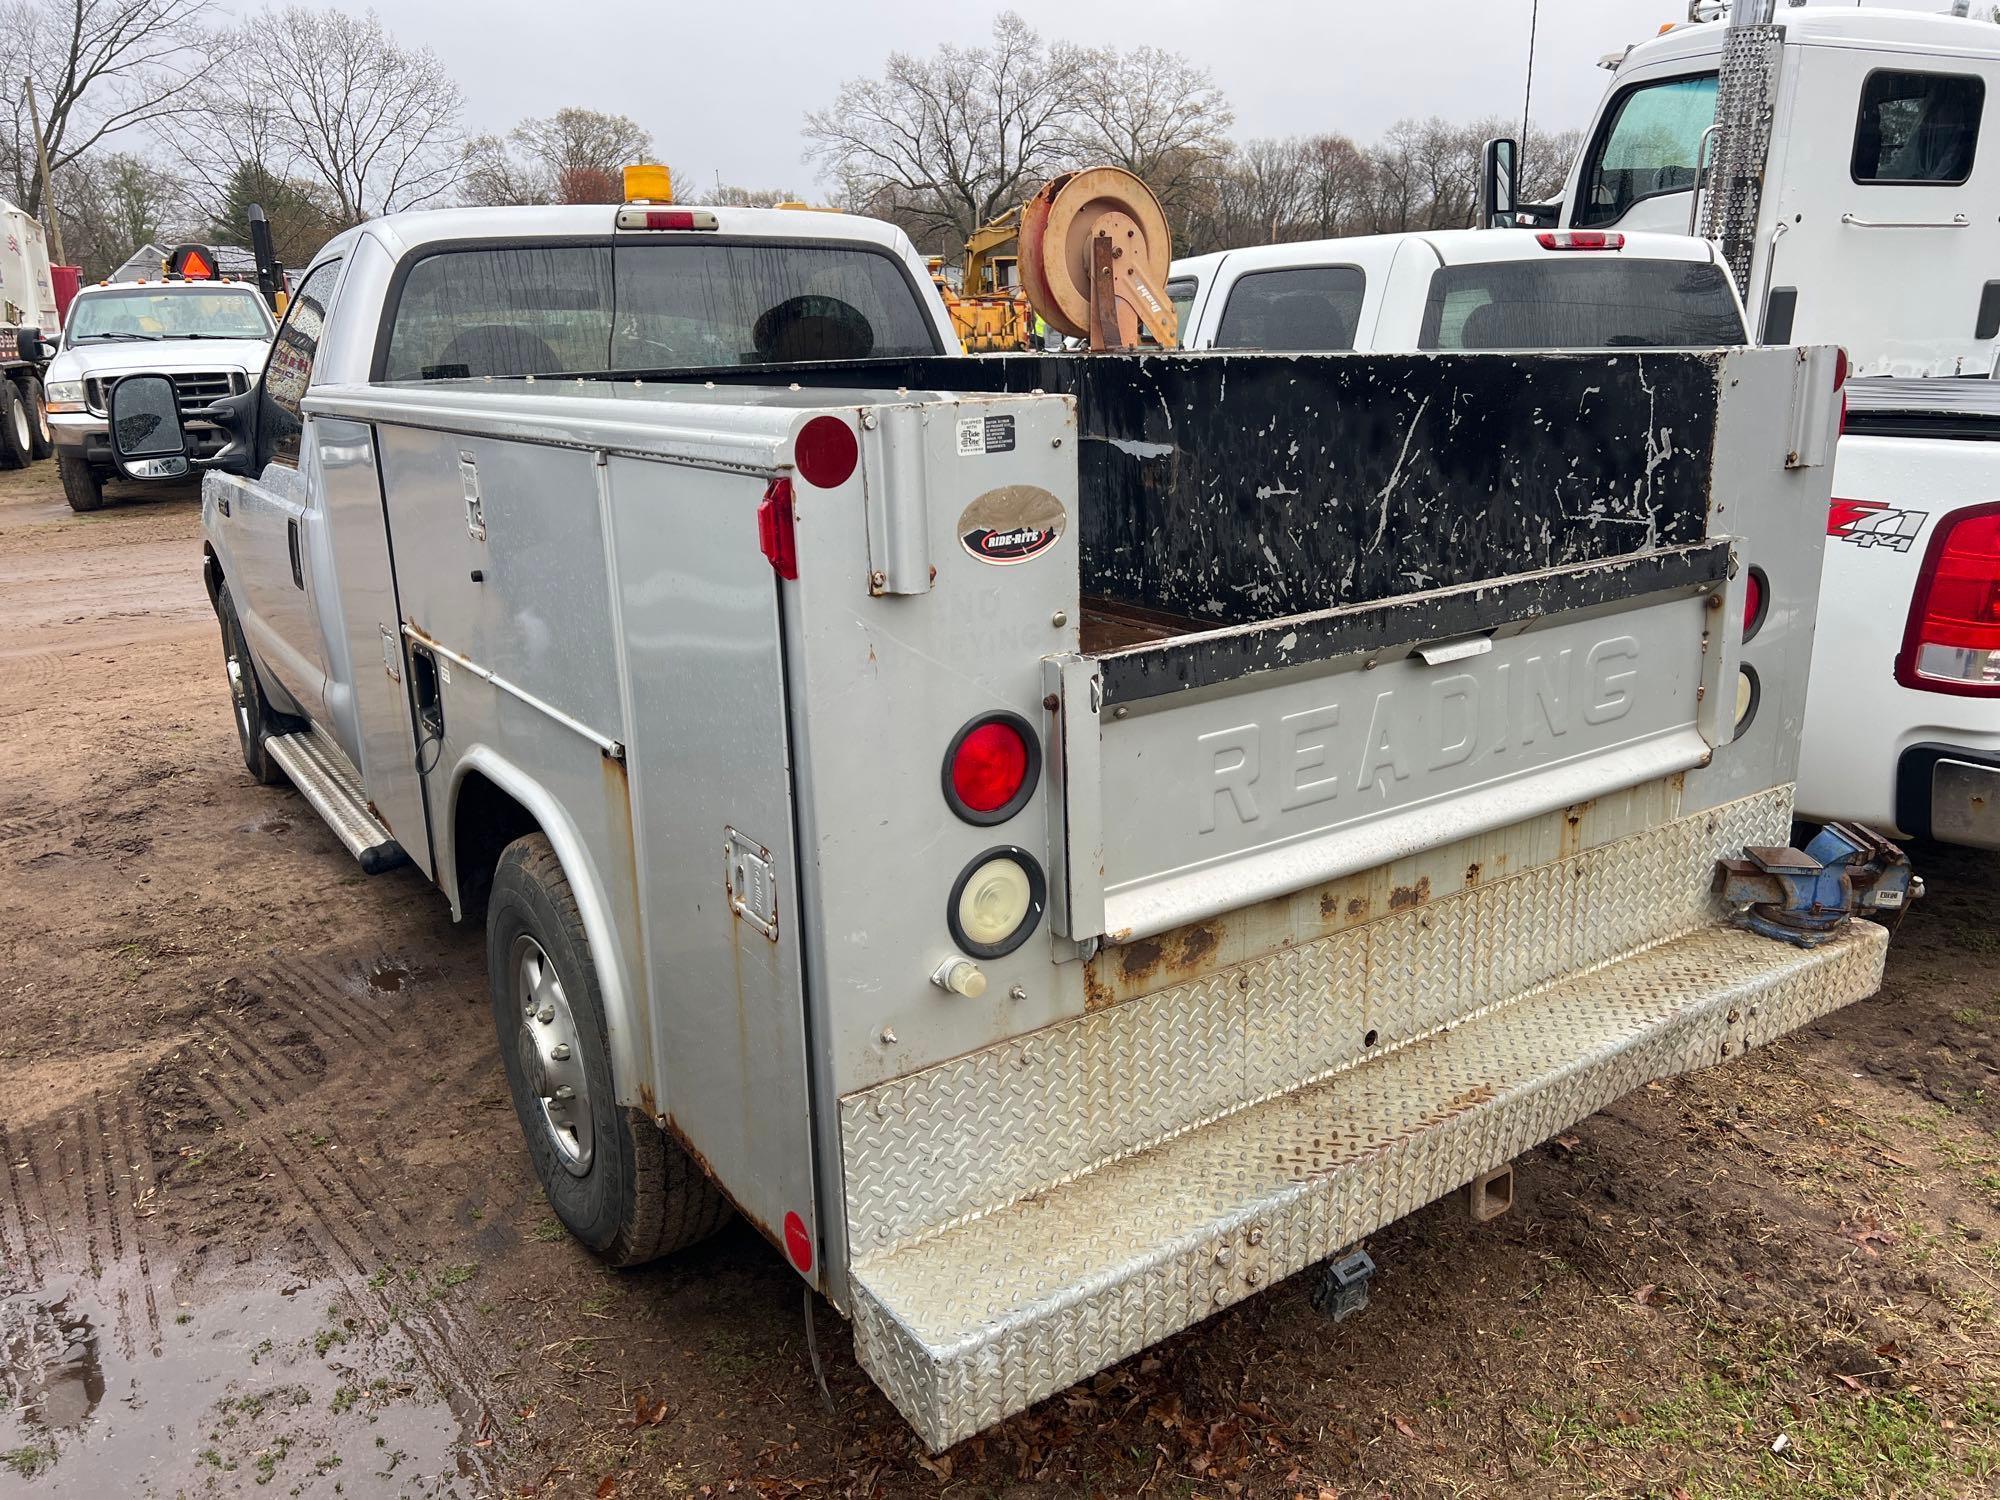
[726,827,779,941]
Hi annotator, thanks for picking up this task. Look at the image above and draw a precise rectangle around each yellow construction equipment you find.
[931,207,1034,353]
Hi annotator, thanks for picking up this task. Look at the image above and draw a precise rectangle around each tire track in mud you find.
[176,973,507,1481]
[176,1061,504,1487]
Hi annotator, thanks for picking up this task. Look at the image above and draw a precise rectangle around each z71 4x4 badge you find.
[957,485,1066,565]
[1828,499,1927,552]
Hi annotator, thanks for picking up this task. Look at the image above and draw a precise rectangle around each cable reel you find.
[1019,167,1179,350]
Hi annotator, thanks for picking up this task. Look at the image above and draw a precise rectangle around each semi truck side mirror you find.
[1480,138,1519,229]
[106,374,191,481]
[15,328,47,363]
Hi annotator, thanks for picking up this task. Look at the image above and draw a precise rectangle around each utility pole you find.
[24,78,67,267]
[1520,0,1540,180]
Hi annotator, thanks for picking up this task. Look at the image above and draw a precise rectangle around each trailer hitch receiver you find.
[1713,822,1919,948]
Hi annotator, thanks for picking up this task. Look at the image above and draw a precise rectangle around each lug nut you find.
[551,1043,571,1061]
[552,1085,575,1102]
[537,1004,556,1023]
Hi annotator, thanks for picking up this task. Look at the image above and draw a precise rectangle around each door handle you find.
[287,516,303,589]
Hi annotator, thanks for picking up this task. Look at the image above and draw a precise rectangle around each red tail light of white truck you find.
[1896,501,2000,697]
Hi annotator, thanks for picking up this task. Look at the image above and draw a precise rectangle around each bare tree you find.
[1297,133,1373,239]
[0,0,213,215]
[1521,125,1585,204]
[1065,45,1232,219]
[460,107,653,206]
[804,12,1081,248]
[213,7,464,227]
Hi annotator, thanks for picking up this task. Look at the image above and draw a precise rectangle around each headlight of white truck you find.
[44,379,86,412]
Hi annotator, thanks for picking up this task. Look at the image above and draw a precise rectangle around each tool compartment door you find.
[602,452,820,1282]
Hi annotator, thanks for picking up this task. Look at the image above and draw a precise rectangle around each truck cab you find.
[1543,3,2000,849]
[43,278,277,511]
[1172,226,1748,353]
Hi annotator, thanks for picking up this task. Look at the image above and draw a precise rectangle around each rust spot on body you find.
[1176,923,1219,969]
[1388,877,1431,910]
[1465,862,1481,886]
[1346,895,1369,918]
[1119,938,1165,982]
[639,1082,658,1118]
[1083,964,1115,1012]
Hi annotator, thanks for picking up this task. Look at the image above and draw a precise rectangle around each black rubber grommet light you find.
[940,711,1042,826]
[946,846,1047,959]
[1744,565,1770,642]
[1734,663,1762,741]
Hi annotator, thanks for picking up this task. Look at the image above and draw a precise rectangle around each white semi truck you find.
[104,181,1901,1450]
[1522,0,2000,848]
[0,196,60,470]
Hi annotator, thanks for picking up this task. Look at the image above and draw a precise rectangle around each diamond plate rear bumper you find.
[848,919,1886,1450]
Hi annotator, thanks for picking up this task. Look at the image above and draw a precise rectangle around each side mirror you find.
[15,328,47,363]
[106,374,191,480]
[1480,137,1519,229]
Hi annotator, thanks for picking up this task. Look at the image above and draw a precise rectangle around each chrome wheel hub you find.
[512,935,592,1175]
[9,400,26,450]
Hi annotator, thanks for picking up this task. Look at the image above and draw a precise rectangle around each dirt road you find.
[1,463,1996,1499]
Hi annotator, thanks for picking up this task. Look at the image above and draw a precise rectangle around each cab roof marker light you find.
[1536,230,1625,251]
[613,207,719,231]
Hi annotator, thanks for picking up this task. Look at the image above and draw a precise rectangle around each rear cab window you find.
[1576,73,1718,228]
[1212,266,1366,351]
[1852,69,1983,183]
[1419,257,1746,350]
[378,239,942,381]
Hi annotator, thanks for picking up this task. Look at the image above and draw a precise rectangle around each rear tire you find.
[488,834,730,1267]
[215,584,289,785]
[0,382,28,470]
[21,379,51,459]
[58,454,104,512]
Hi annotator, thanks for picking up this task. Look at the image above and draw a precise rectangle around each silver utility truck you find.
[109,195,1890,1450]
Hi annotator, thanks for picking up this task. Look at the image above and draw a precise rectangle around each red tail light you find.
[943,713,1039,824]
[1897,502,2000,696]
[1834,346,1849,435]
[1535,231,1625,251]
[1742,566,1766,640]
[757,478,798,580]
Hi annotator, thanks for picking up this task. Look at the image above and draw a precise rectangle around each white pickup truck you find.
[101,186,1893,1450]
[42,276,277,511]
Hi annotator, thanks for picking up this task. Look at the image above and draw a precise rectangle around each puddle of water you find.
[363,961,442,996]
[0,1263,471,1496]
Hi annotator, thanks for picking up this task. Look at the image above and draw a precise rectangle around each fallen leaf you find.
[913,1452,953,1480]
[1553,1134,1582,1155]
[1633,1284,1667,1309]
[1834,1373,1865,1392]
[633,1396,668,1428]
[597,1478,618,1500]
[1390,1414,1416,1438]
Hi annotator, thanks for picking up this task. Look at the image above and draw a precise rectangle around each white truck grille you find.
[85,369,244,416]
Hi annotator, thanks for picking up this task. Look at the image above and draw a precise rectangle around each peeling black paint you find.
[1095,540,1729,705]
[660,348,1723,627]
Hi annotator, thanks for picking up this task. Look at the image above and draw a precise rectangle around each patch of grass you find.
[313,1326,347,1358]
[2,1446,56,1480]
[531,1216,567,1243]
[331,1385,359,1415]
[435,1263,476,1290]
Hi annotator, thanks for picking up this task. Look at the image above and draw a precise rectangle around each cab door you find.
[214,257,345,724]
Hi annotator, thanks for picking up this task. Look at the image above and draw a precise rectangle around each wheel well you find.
[453,771,542,921]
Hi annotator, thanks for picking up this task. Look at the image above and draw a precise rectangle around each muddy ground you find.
[0,460,1996,1500]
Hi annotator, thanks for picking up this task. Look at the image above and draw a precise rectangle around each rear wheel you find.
[21,379,51,459]
[0,382,28,470]
[58,454,104,512]
[488,834,729,1266]
[215,584,289,785]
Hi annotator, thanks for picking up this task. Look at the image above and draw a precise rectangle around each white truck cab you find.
[1547,1,2000,849]
[1171,226,1748,353]
[44,278,277,511]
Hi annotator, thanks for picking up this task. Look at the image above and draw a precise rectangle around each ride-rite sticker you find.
[956,413,1017,455]
[957,484,1066,565]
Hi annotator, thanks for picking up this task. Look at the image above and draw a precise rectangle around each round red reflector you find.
[948,718,1033,821]
[795,416,858,489]
[783,1210,813,1273]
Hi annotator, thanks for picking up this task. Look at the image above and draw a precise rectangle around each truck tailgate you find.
[1051,543,1733,943]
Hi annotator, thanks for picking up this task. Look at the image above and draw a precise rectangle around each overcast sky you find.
[260,0,1706,195]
